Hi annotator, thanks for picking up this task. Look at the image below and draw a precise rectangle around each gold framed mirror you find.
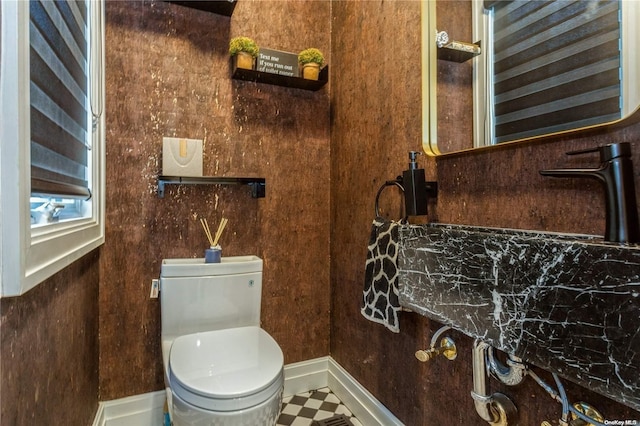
[422,0,640,156]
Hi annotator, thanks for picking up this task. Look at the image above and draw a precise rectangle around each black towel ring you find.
[375,179,405,218]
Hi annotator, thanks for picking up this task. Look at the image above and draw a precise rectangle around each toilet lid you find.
[169,326,284,411]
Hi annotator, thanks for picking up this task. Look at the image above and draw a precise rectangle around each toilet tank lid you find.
[161,255,262,277]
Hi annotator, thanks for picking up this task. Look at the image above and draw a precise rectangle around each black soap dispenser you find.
[403,151,428,216]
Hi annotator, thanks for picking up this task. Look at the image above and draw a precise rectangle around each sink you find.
[398,223,640,411]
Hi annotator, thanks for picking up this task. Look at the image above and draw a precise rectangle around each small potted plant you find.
[229,36,259,70]
[298,48,324,80]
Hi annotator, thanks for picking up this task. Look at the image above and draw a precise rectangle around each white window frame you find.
[472,0,640,147]
[0,0,105,297]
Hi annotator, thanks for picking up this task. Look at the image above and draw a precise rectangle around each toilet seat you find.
[168,326,284,412]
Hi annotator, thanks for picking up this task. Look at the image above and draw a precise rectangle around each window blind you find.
[490,0,621,143]
[30,0,91,199]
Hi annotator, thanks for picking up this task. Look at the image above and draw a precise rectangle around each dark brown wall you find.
[1,1,331,421]
[2,1,639,425]
[100,0,331,399]
[0,252,100,426]
[330,1,640,425]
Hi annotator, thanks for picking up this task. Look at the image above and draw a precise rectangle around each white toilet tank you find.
[160,256,263,341]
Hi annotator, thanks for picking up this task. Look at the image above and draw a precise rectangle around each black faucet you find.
[539,142,640,244]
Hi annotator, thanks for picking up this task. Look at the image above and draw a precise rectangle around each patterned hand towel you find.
[361,217,401,333]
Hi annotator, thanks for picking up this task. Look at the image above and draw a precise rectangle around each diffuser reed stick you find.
[212,217,228,246]
[200,218,214,247]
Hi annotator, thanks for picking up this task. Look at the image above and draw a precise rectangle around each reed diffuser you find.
[200,217,228,263]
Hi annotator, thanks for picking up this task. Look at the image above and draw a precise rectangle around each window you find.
[29,0,94,226]
[1,0,105,297]
[473,0,638,145]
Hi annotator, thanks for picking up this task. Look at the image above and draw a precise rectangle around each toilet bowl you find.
[160,256,284,426]
[164,326,283,425]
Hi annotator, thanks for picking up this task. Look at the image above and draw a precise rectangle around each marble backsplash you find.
[398,223,640,411]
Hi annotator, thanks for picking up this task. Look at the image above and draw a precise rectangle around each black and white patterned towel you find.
[361,217,401,333]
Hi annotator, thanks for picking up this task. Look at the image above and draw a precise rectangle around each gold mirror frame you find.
[421,0,640,157]
[421,1,439,156]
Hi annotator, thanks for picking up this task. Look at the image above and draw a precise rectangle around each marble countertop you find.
[398,223,640,411]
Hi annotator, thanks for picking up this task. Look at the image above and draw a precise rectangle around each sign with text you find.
[257,48,299,77]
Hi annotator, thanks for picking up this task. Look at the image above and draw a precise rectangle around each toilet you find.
[160,256,284,426]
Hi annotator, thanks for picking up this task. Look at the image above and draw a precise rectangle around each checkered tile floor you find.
[276,388,363,426]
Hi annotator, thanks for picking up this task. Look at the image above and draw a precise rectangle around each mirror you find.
[422,0,640,156]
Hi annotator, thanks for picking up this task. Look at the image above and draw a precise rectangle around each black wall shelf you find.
[157,176,266,198]
[232,64,328,91]
[166,0,236,16]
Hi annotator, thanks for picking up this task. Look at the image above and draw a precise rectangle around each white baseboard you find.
[93,357,403,426]
[283,356,403,425]
[92,390,166,426]
[327,358,403,426]
[283,356,330,397]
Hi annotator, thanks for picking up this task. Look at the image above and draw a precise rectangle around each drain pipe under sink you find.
[487,346,526,387]
[471,340,519,425]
